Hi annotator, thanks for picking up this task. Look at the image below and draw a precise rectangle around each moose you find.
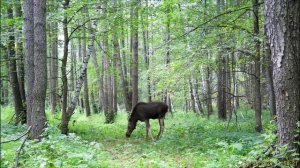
[125,102,169,140]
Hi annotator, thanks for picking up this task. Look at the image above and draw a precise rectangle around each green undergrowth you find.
[1,106,298,167]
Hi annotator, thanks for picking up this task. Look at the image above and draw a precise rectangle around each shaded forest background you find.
[0,0,299,167]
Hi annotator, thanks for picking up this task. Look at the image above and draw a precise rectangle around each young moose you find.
[126,102,168,140]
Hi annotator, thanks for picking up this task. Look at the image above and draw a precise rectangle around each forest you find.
[0,0,299,167]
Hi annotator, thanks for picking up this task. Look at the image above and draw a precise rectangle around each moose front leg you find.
[157,118,165,140]
[145,119,154,141]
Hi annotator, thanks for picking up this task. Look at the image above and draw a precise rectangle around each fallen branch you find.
[1,126,31,144]
[14,127,31,168]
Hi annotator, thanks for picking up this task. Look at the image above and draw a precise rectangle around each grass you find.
[1,105,284,168]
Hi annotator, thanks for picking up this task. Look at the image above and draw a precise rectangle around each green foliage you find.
[1,106,297,168]
[241,123,299,167]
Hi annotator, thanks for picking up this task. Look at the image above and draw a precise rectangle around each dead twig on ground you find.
[14,126,31,168]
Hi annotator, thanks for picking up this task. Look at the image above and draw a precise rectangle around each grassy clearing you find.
[2,106,292,168]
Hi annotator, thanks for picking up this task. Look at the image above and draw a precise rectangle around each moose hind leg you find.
[145,119,154,140]
[157,118,165,140]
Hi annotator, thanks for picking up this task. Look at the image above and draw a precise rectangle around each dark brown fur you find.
[125,102,168,140]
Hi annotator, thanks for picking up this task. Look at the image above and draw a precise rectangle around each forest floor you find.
[1,106,281,168]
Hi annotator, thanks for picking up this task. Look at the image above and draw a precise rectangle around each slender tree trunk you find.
[252,0,262,132]
[217,55,227,120]
[7,5,25,125]
[264,24,276,119]
[90,89,98,114]
[81,13,91,117]
[192,77,204,115]
[131,0,139,108]
[61,0,70,134]
[164,5,173,113]
[226,53,232,119]
[265,0,300,154]
[70,41,75,92]
[216,0,227,120]
[15,0,26,106]
[90,43,104,113]
[50,21,58,113]
[142,0,151,103]
[205,60,213,117]
[112,0,130,112]
[189,78,196,113]
[30,0,48,139]
[90,41,103,112]
[24,0,34,126]
[100,41,108,114]
[114,38,130,112]
[61,10,95,134]
[234,53,240,108]
[102,0,114,122]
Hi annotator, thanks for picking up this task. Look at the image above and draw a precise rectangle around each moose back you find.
[125,102,168,140]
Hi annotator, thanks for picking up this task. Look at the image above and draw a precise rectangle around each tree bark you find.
[61,0,70,124]
[30,0,47,139]
[252,0,262,132]
[61,10,95,134]
[112,0,130,112]
[15,0,26,106]
[205,61,213,117]
[217,55,227,120]
[101,0,114,123]
[90,89,98,114]
[264,23,276,119]
[81,11,91,117]
[142,0,151,103]
[90,41,104,112]
[226,53,232,118]
[189,78,196,113]
[216,0,227,120]
[24,0,35,126]
[131,0,139,108]
[50,21,58,113]
[265,0,300,153]
[61,0,70,134]
[192,77,204,115]
[7,5,25,125]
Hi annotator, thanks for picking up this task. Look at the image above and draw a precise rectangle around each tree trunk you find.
[131,0,139,108]
[15,0,26,106]
[70,41,75,92]
[61,0,70,134]
[61,10,95,134]
[30,0,48,139]
[90,41,104,112]
[102,0,114,123]
[50,21,58,113]
[216,0,227,120]
[252,0,262,132]
[217,55,227,120]
[90,89,98,114]
[81,14,91,117]
[61,0,70,125]
[265,0,300,154]
[205,61,213,117]
[189,78,196,113]
[112,0,130,112]
[264,23,276,119]
[226,53,232,119]
[90,44,103,113]
[192,77,204,115]
[7,5,25,125]
[142,0,151,103]
[24,0,35,126]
